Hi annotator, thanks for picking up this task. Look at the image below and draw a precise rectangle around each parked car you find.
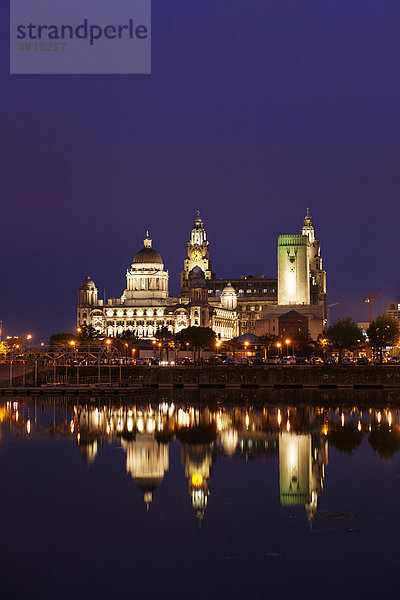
[295,357,308,365]
[356,357,370,365]
[282,356,296,365]
[324,358,336,365]
[387,357,400,365]
[310,356,324,365]
[250,357,264,366]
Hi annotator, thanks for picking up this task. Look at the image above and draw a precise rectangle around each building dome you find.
[132,231,163,265]
[221,283,237,310]
[221,283,236,296]
[132,247,163,265]
[79,275,96,290]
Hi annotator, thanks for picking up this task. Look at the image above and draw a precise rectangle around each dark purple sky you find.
[1,0,399,341]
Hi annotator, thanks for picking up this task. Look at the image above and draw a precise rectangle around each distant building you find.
[386,302,400,321]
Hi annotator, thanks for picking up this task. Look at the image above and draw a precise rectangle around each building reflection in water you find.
[279,432,328,521]
[122,433,169,509]
[1,398,400,522]
[182,443,212,523]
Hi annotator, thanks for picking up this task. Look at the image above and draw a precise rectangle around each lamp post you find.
[276,342,282,361]
[285,339,291,357]
[106,339,112,384]
[69,340,78,385]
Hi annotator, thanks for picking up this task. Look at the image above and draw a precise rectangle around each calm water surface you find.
[0,391,399,600]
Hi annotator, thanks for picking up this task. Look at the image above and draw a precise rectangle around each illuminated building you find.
[279,430,328,520]
[181,443,213,522]
[122,433,169,508]
[180,209,326,339]
[77,209,326,340]
[386,302,400,321]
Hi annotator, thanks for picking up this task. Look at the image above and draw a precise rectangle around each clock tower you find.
[180,211,213,296]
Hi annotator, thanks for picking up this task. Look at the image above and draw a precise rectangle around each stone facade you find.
[77,209,326,341]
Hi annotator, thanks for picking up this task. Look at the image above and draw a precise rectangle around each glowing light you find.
[323,426,328,436]
[106,423,110,435]
[388,412,392,427]
[357,421,362,432]
[147,418,155,433]
[217,413,222,432]
[137,417,144,432]
[286,420,291,432]
[277,409,282,426]
[127,416,133,432]
[69,340,75,346]
[341,413,345,427]
[377,411,381,424]
[26,334,32,340]
[285,339,290,345]
[15,410,19,423]
[106,339,111,345]
[191,473,203,488]
[245,413,250,429]
[77,432,81,444]
[70,420,74,434]
[26,419,31,434]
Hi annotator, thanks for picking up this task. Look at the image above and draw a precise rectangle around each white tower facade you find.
[124,232,169,301]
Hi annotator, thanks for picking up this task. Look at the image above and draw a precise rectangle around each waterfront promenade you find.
[2,364,400,392]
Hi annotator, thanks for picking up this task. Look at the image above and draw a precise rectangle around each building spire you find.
[144,231,152,248]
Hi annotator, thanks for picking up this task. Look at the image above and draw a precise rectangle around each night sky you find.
[1,0,399,341]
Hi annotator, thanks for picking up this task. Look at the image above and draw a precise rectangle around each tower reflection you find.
[1,398,400,524]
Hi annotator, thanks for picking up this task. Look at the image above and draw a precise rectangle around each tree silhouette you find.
[368,425,400,459]
[327,422,363,455]
[176,327,216,360]
[367,315,399,362]
[326,318,363,363]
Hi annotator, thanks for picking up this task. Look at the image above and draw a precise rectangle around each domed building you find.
[123,232,169,301]
[77,227,239,340]
[122,433,169,509]
[76,209,326,340]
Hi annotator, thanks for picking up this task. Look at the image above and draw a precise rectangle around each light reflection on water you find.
[0,393,400,599]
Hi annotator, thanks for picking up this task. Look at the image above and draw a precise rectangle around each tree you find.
[368,425,400,459]
[367,315,399,362]
[155,327,176,361]
[114,330,139,357]
[327,422,363,455]
[49,332,78,345]
[292,331,315,358]
[325,318,363,363]
[258,334,278,360]
[78,325,102,342]
[176,327,216,360]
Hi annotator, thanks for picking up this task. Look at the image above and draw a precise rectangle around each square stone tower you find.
[278,234,310,305]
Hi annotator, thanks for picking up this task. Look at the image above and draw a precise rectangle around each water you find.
[0,391,399,600]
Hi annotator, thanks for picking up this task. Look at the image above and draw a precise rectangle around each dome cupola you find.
[220,283,237,310]
[132,232,163,265]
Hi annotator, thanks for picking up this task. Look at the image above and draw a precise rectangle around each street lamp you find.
[285,339,290,357]
[105,339,112,384]
[276,342,282,359]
